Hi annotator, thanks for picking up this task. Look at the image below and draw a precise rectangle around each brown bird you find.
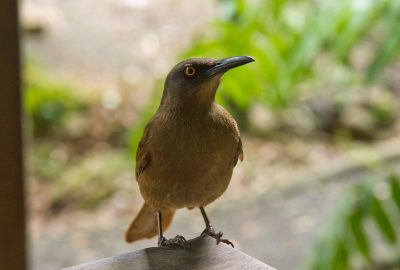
[125,56,254,247]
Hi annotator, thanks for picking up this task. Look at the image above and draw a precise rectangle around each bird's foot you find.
[201,226,234,247]
[158,235,188,248]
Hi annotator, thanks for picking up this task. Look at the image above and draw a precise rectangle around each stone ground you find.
[23,0,400,269]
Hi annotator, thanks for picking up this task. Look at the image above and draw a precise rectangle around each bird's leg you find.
[199,207,234,247]
[156,211,187,248]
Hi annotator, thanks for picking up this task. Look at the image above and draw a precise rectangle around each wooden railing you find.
[63,236,276,270]
[0,0,26,270]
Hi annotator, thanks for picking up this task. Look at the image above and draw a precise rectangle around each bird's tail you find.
[125,202,175,243]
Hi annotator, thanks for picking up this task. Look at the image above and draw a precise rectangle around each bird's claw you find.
[201,226,234,247]
[158,235,188,248]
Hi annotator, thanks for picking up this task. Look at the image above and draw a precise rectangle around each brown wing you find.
[234,137,244,166]
[135,123,153,180]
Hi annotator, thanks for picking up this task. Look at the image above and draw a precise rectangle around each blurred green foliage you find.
[27,137,134,212]
[130,0,400,152]
[129,82,163,155]
[24,62,88,136]
[306,175,400,270]
[38,147,133,211]
[185,0,400,110]
[24,62,134,212]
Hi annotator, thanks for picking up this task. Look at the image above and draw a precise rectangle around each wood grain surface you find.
[63,236,276,270]
[0,1,26,269]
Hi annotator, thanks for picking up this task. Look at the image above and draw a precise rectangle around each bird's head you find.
[161,56,254,108]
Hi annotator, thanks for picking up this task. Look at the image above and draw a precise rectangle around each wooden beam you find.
[0,0,26,269]
[63,236,276,270]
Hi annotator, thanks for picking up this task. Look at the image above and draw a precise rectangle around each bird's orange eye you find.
[184,66,196,76]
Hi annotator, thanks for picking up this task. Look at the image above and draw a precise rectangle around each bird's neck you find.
[158,99,216,119]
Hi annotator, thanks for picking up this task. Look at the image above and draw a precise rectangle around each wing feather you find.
[234,137,244,166]
[135,123,153,180]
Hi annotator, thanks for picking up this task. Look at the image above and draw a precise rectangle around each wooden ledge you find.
[63,236,276,270]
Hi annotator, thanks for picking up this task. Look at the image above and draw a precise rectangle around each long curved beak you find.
[205,56,255,78]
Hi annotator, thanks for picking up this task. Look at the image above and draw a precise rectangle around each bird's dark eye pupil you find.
[184,67,196,76]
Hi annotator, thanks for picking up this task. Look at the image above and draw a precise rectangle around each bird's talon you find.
[201,227,234,247]
[158,236,167,247]
[220,238,234,248]
[158,235,188,248]
[201,226,214,237]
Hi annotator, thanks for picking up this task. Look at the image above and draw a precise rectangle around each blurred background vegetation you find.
[23,0,400,269]
[307,175,400,270]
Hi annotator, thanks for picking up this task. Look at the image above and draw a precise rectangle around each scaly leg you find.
[156,211,187,248]
[199,207,234,247]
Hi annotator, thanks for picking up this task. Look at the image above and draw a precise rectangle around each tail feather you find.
[125,203,175,243]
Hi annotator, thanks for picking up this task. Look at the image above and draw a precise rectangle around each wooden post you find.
[63,236,276,270]
[0,0,26,270]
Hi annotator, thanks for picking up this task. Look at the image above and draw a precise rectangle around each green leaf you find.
[390,174,400,211]
[333,239,349,270]
[349,209,371,261]
[370,195,397,244]
[366,3,400,81]
[310,236,338,270]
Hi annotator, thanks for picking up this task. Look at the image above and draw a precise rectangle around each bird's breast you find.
[139,106,240,210]
[154,115,237,174]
